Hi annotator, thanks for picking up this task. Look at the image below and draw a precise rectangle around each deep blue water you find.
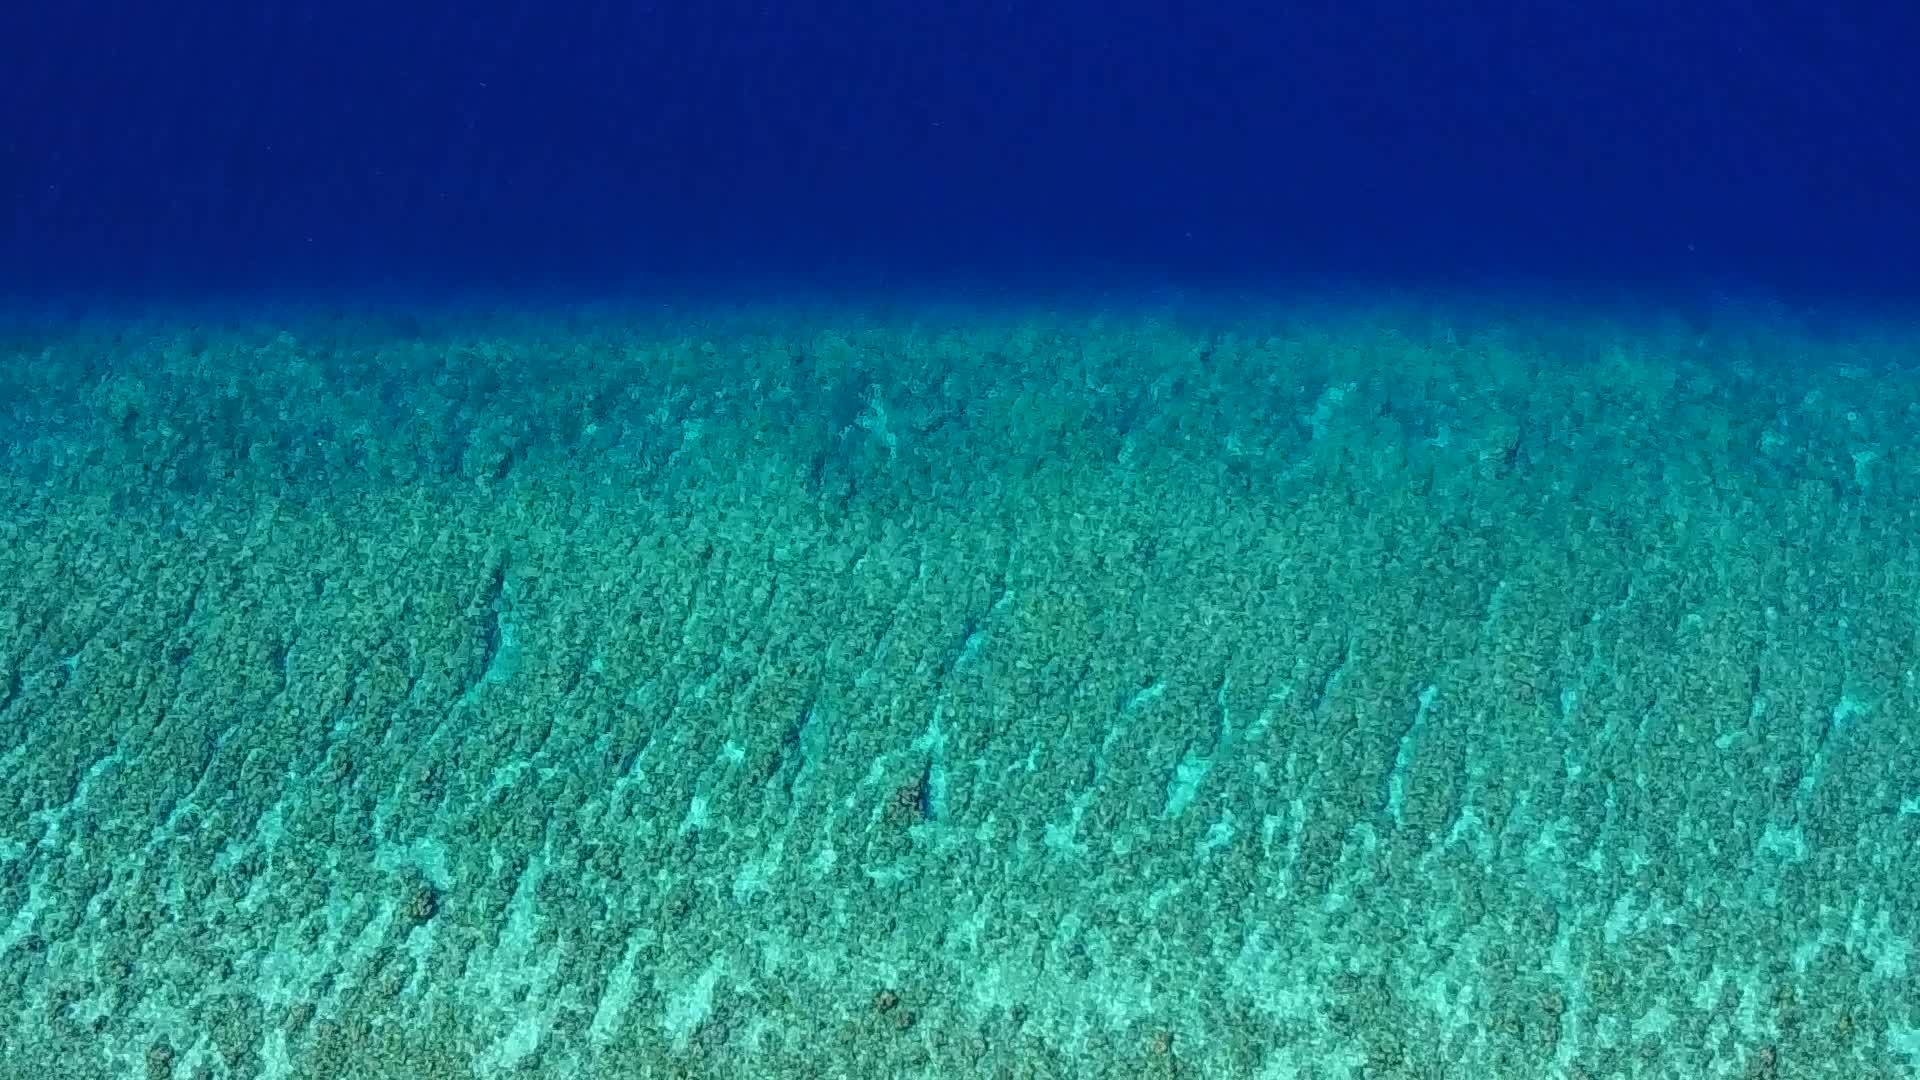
[5,0,1917,300]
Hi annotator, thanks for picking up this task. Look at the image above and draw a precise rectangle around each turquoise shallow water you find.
[1,295,1918,1078]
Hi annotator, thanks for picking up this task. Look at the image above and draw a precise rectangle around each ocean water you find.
[3,290,1918,1079]
[5,2,1920,1079]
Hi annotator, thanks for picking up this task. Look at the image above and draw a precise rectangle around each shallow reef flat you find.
[1,296,1918,1078]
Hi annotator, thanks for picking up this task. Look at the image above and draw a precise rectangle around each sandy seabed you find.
[2,295,1918,1078]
